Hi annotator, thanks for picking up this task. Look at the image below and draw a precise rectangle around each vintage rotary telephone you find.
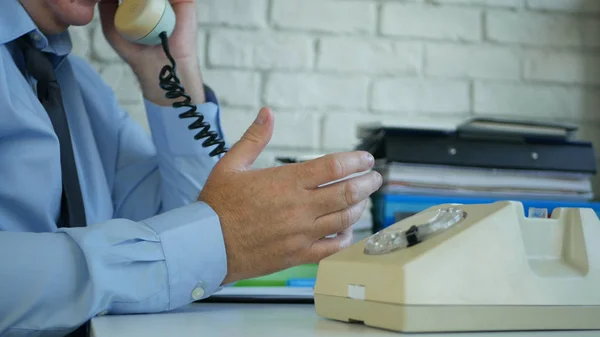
[114,0,227,157]
[314,201,600,333]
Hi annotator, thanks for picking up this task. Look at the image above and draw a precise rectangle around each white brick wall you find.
[372,78,470,114]
[317,37,421,75]
[381,4,482,41]
[272,0,376,33]
[425,44,520,80]
[474,82,600,121]
[197,0,268,28]
[73,0,600,170]
[524,51,600,85]
[526,0,600,13]
[208,30,313,69]
[265,73,369,109]
[487,12,600,47]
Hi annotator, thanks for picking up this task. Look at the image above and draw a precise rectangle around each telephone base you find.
[315,294,600,333]
[313,201,600,333]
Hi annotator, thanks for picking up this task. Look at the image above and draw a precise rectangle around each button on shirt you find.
[0,1,228,335]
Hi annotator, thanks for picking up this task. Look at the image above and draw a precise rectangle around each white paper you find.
[211,287,314,300]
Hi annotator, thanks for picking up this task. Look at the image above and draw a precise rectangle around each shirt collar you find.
[0,0,73,57]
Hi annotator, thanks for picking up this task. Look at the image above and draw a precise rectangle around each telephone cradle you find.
[314,201,600,333]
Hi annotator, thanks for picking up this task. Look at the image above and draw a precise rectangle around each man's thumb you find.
[221,107,274,170]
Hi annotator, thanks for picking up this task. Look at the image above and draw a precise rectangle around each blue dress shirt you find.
[0,1,229,335]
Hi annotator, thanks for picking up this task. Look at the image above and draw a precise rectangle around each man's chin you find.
[61,5,96,27]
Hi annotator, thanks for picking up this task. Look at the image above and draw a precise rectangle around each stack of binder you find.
[356,118,600,230]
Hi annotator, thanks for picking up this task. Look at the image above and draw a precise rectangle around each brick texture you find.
[524,52,600,85]
[474,82,600,121]
[526,0,600,13]
[202,70,261,107]
[317,37,422,75]
[197,0,268,27]
[208,30,313,70]
[221,109,321,150]
[486,12,600,47]
[381,4,482,41]
[372,79,470,114]
[433,0,521,8]
[272,0,376,33]
[425,44,520,80]
[265,73,369,109]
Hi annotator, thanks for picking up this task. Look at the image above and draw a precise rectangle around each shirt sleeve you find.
[109,84,228,220]
[0,201,227,336]
[68,54,227,221]
[141,84,228,213]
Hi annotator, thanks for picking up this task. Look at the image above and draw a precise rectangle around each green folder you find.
[234,264,318,287]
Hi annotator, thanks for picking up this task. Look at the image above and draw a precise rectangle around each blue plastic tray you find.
[372,193,600,229]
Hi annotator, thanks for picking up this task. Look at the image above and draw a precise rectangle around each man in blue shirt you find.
[0,0,382,335]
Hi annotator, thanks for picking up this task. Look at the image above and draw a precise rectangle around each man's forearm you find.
[137,58,206,107]
[176,60,207,104]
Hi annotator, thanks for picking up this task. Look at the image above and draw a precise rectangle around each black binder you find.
[357,127,597,174]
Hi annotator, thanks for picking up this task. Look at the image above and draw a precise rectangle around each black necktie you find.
[16,37,87,229]
[15,36,89,337]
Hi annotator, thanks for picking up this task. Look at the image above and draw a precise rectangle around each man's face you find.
[44,0,101,27]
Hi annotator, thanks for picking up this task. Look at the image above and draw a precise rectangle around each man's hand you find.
[199,108,383,284]
[98,0,205,105]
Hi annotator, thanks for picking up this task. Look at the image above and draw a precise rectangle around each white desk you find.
[90,303,600,337]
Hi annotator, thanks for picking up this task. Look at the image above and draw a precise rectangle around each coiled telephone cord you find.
[158,32,227,157]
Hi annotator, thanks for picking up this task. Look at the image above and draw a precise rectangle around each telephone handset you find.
[114,0,227,157]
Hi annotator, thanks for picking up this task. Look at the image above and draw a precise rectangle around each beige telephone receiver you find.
[112,0,227,157]
[114,0,176,45]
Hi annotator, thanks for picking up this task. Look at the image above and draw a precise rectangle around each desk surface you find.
[91,303,600,337]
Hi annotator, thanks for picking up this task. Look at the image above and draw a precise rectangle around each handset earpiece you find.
[114,0,175,45]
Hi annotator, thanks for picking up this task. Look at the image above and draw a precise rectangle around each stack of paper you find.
[379,162,594,201]
[210,287,313,302]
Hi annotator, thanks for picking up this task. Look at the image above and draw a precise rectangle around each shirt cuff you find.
[141,201,227,310]
[144,84,226,157]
